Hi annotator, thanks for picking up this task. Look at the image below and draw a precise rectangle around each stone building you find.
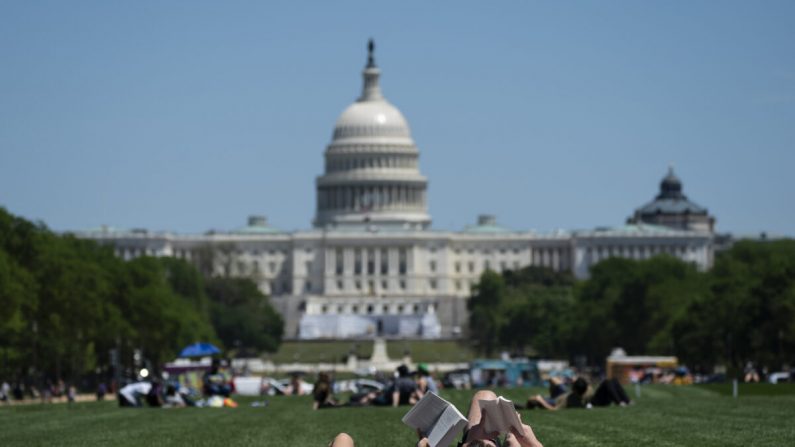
[78,42,715,339]
[628,166,715,232]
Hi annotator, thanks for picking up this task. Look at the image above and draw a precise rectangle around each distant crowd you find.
[0,378,79,405]
[310,364,631,413]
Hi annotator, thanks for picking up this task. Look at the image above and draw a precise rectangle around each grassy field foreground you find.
[1,385,794,446]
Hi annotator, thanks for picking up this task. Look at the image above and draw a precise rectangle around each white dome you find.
[314,40,431,230]
[332,99,411,140]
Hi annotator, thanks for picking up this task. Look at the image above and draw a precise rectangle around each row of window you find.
[177,248,292,258]
[162,246,529,263]
[587,245,692,258]
[335,248,408,276]
[120,247,531,278]
[448,260,522,274]
[326,154,417,172]
[450,247,524,255]
[117,247,158,258]
[235,260,282,275]
[318,185,425,211]
[318,303,423,315]
[330,278,474,293]
[332,124,407,139]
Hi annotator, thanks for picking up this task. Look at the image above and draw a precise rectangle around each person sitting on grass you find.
[164,383,198,408]
[116,381,163,407]
[387,364,424,407]
[415,363,439,395]
[203,359,231,397]
[327,390,544,447]
[312,372,339,410]
[526,377,631,410]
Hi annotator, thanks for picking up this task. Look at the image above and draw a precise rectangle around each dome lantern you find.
[657,165,684,200]
[360,38,383,101]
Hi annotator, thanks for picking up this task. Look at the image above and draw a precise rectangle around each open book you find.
[478,396,523,436]
[402,392,468,447]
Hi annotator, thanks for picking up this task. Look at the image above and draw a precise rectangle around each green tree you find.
[499,284,574,357]
[468,270,506,356]
[0,207,225,380]
[0,250,37,376]
[118,257,217,368]
[204,277,283,354]
[569,255,707,363]
[673,240,795,372]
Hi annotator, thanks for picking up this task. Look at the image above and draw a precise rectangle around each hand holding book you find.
[478,396,524,437]
[479,399,544,447]
[402,392,467,447]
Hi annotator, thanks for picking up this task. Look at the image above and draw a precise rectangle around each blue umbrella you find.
[179,342,221,358]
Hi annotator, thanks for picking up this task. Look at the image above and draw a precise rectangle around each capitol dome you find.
[314,40,431,230]
[332,100,412,142]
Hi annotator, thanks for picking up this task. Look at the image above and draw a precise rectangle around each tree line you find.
[0,208,283,384]
[468,239,795,374]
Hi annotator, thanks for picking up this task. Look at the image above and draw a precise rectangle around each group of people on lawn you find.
[329,389,544,447]
[318,365,632,446]
[313,364,437,410]
[118,359,630,446]
[117,359,233,408]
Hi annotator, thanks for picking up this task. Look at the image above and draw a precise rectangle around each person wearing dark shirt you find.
[203,359,231,397]
[526,376,567,409]
[381,365,421,407]
[527,377,630,410]
[354,364,422,407]
[589,378,631,407]
[313,372,339,410]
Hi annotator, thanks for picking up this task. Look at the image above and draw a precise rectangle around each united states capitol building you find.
[79,42,715,340]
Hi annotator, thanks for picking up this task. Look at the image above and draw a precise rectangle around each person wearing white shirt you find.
[117,381,152,407]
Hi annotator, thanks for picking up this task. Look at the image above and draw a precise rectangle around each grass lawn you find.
[267,341,374,364]
[1,385,794,446]
[385,340,474,363]
[268,340,474,364]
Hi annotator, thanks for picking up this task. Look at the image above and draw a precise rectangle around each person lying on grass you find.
[526,377,631,410]
[453,389,543,447]
[328,390,544,447]
[351,364,423,407]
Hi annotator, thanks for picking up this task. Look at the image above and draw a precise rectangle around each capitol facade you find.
[79,42,715,340]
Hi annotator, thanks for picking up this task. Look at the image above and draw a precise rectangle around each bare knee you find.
[330,432,354,447]
[473,390,497,402]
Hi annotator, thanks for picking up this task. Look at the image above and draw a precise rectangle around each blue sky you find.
[1,1,793,235]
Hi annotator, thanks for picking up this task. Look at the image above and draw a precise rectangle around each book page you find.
[498,397,523,435]
[427,404,467,447]
[478,399,501,434]
[479,396,522,436]
[402,392,449,433]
